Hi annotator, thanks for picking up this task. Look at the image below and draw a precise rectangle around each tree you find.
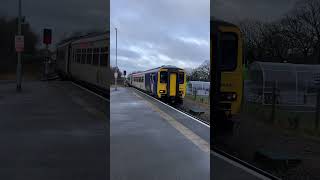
[288,0,320,62]
[110,66,123,83]
[189,61,210,81]
[0,16,38,73]
[239,0,320,64]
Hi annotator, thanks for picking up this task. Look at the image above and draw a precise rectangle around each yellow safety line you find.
[133,92,210,154]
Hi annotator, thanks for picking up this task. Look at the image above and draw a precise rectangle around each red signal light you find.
[43,29,52,44]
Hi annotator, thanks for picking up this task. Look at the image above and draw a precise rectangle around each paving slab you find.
[0,81,108,180]
[110,87,210,180]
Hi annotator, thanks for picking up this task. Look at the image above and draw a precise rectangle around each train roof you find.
[210,18,238,32]
[72,33,108,45]
[57,31,109,47]
[129,65,184,76]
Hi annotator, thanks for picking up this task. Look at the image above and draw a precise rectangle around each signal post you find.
[43,28,52,80]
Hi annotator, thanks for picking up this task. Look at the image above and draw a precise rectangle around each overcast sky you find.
[110,0,210,74]
[0,0,298,73]
[211,0,298,23]
[0,0,108,48]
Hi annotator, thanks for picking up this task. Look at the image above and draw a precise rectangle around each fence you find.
[186,81,210,96]
[247,62,320,110]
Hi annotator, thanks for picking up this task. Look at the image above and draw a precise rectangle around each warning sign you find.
[15,35,24,52]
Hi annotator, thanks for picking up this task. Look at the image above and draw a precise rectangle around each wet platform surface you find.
[110,87,210,180]
[0,81,108,180]
[111,87,269,180]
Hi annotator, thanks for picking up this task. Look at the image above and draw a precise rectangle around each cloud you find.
[110,0,209,73]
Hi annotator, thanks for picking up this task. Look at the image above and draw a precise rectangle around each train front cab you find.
[157,68,186,104]
[211,20,243,132]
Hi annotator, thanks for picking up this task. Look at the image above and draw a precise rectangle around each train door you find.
[169,73,177,96]
[153,73,158,96]
[145,73,151,92]
[150,74,154,95]
[66,44,72,75]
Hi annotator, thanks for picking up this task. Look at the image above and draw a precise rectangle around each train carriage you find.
[128,65,186,104]
[211,18,244,129]
[56,32,110,91]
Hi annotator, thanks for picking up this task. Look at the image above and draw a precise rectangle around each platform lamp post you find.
[115,27,118,91]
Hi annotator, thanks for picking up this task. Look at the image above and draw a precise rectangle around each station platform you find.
[0,81,108,180]
[110,87,210,180]
[111,87,270,180]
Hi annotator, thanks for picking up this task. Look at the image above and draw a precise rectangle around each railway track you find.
[129,86,210,127]
[175,105,210,125]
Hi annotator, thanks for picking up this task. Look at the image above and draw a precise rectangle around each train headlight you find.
[221,92,237,101]
[159,90,166,94]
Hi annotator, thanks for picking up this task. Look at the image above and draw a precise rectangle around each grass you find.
[244,102,319,137]
[185,94,210,105]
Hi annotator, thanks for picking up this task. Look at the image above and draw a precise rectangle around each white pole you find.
[115,27,117,91]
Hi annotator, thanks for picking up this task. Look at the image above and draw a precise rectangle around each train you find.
[211,18,244,130]
[55,32,110,92]
[128,65,187,104]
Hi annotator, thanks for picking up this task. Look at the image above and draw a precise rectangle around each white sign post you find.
[15,35,24,52]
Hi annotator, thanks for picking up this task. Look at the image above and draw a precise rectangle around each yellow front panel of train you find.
[169,73,177,96]
[211,24,243,116]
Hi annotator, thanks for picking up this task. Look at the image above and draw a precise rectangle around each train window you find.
[220,33,238,71]
[179,72,184,84]
[101,47,107,53]
[94,48,99,53]
[87,48,93,64]
[93,48,99,65]
[100,53,108,67]
[81,49,86,64]
[76,49,81,63]
[160,71,168,83]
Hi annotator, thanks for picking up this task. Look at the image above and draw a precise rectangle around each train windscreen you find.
[220,32,238,71]
[160,71,168,83]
